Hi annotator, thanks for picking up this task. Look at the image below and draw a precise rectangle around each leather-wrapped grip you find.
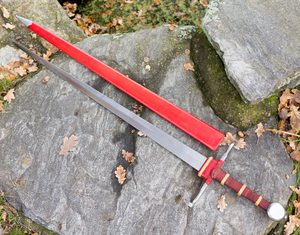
[211,167,270,210]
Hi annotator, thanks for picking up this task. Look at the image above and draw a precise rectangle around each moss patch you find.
[191,31,278,129]
[80,0,205,33]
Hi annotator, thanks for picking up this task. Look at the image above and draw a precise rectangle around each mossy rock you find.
[191,31,278,129]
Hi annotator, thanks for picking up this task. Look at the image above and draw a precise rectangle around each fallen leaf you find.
[255,122,265,138]
[279,89,293,111]
[153,0,161,5]
[285,215,300,235]
[290,186,300,196]
[145,64,151,71]
[291,151,300,162]
[1,6,10,18]
[168,23,176,31]
[234,138,246,150]
[1,211,7,221]
[27,64,38,73]
[42,76,50,84]
[0,100,3,112]
[2,23,15,29]
[115,165,126,184]
[184,62,195,71]
[288,105,300,131]
[14,66,27,76]
[137,131,144,137]
[237,131,245,138]
[122,149,135,163]
[217,195,227,213]
[200,0,208,8]
[220,132,237,145]
[59,134,78,156]
[3,88,15,103]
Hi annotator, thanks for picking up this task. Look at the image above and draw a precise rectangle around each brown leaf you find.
[42,76,50,84]
[1,211,7,222]
[14,66,27,76]
[200,0,209,8]
[3,88,15,103]
[288,105,300,131]
[184,63,195,71]
[279,89,293,110]
[0,100,3,112]
[59,134,78,156]
[115,165,126,184]
[2,23,15,29]
[291,151,300,162]
[168,23,177,31]
[27,64,38,73]
[290,186,300,195]
[285,215,300,235]
[217,195,227,213]
[255,122,265,138]
[1,6,10,18]
[234,138,246,150]
[220,132,237,145]
[122,149,135,163]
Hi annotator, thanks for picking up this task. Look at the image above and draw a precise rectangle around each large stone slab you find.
[0,26,293,234]
[203,0,300,103]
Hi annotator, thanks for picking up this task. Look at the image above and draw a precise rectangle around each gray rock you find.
[0,45,22,66]
[203,0,300,103]
[0,0,85,48]
[0,26,293,235]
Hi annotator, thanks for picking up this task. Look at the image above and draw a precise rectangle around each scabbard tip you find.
[16,15,32,27]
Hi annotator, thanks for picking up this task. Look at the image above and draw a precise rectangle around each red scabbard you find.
[27,22,224,150]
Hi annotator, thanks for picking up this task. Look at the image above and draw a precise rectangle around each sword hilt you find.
[198,158,286,221]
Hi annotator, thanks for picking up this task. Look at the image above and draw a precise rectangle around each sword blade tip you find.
[16,15,32,27]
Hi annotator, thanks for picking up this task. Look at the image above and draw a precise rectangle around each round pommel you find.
[267,203,286,221]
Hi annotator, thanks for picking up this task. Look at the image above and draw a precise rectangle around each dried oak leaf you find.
[217,195,227,213]
[42,76,50,84]
[234,138,246,150]
[279,89,294,110]
[220,132,237,145]
[285,215,300,235]
[27,64,38,73]
[291,151,300,162]
[290,186,300,196]
[255,122,265,138]
[0,100,3,112]
[168,23,177,31]
[59,134,78,156]
[2,23,15,29]
[115,165,126,184]
[200,0,209,8]
[288,105,300,131]
[14,66,27,76]
[122,149,135,163]
[184,62,195,71]
[4,88,15,103]
[1,6,10,18]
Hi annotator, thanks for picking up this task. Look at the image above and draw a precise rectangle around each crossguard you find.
[192,146,286,221]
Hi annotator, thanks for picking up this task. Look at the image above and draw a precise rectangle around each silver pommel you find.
[267,203,286,221]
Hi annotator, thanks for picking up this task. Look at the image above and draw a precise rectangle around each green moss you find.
[191,32,279,129]
[0,78,13,97]
[80,0,205,33]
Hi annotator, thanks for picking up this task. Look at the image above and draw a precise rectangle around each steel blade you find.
[14,41,207,170]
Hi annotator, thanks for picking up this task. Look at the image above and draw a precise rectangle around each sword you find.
[13,41,286,221]
[16,15,224,151]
